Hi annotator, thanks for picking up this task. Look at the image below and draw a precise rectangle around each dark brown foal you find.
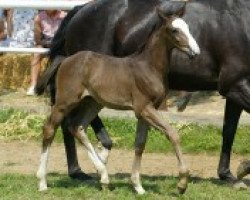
[37,8,200,194]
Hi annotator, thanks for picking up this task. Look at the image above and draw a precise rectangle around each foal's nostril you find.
[188,49,198,59]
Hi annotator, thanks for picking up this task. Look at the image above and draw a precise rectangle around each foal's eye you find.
[171,29,178,34]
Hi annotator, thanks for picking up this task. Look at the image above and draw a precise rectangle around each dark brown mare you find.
[36,8,200,194]
[36,0,250,187]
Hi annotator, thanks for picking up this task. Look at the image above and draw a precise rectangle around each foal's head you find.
[157,5,200,58]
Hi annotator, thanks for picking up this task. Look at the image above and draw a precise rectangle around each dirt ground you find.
[0,90,249,180]
[0,141,246,180]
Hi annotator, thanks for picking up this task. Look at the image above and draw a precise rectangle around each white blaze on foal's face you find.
[171,18,200,56]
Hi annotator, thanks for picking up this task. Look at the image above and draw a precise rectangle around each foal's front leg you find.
[131,119,149,195]
[140,104,189,194]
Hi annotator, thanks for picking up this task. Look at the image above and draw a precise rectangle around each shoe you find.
[26,86,36,96]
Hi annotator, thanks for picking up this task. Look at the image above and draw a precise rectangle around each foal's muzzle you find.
[187,47,200,59]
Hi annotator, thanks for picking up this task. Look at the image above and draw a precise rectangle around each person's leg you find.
[27,47,42,95]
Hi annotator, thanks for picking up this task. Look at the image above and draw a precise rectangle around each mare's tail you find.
[35,5,83,96]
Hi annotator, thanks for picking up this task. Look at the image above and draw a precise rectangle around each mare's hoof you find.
[69,171,94,182]
[233,181,248,190]
[218,170,237,183]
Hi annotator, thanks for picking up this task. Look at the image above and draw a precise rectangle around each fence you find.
[0,0,91,53]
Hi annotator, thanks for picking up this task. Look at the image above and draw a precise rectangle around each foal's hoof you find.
[233,181,248,190]
[177,170,189,194]
[101,183,110,191]
[135,186,146,195]
[177,183,187,194]
[38,185,48,192]
[237,160,250,180]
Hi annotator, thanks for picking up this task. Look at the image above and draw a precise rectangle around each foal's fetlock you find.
[101,183,110,191]
[134,185,146,195]
[177,169,189,194]
[131,176,145,195]
[36,170,48,191]
[100,176,110,191]
[38,181,48,192]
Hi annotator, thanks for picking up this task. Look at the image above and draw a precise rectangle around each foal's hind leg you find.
[91,117,112,164]
[74,126,110,188]
[37,107,66,191]
[140,104,189,194]
[68,97,111,164]
[131,119,149,194]
[37,86,83,191]
[68,98,110,187]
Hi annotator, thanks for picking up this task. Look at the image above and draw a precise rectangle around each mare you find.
[36,0,250,187]
[36,7,200,194]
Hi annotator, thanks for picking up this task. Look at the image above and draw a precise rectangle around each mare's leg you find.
[218,99,242,183]
[140,104,189,194]
[37,106,66,191]
[131,119,149,194]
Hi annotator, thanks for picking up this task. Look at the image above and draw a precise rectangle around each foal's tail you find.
[35,56,65,96]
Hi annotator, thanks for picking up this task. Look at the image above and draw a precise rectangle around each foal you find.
[37,9,200,194]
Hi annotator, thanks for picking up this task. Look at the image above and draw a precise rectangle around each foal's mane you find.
[134,18,163,55]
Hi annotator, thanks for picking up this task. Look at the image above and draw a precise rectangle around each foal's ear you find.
[174,1,186,17]
[156,7,168,21]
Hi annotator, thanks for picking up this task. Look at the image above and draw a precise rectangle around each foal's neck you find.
[142,25,172,77]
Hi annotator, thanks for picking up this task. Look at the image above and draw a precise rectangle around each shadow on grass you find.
[48,172,167,193]
[47,172,250,195]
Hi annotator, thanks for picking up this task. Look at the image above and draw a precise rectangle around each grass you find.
[0,173,249,200]
[0,108,249,155]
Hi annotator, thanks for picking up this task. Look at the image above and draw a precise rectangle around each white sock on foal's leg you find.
[98,148,110,164]
[131,154,145,195]
[76,127,110,185]
[37,147,49,191]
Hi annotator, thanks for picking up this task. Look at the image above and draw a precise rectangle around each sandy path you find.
[0,141,246,179]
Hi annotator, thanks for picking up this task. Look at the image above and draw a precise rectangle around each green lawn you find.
[1,173,249,200]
